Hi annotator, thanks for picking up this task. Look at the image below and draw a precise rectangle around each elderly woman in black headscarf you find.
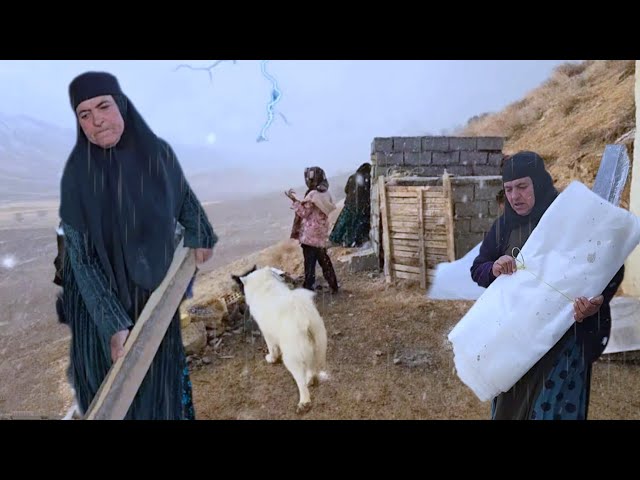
[59,71,217,420]
[470,151,624,420]
[329,163,371,248]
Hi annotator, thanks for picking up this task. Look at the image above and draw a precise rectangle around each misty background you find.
[0,60,570,204]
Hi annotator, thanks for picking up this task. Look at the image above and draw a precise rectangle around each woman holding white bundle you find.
[470,151,624,420]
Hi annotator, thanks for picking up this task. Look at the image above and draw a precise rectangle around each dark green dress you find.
[62,185,216,420]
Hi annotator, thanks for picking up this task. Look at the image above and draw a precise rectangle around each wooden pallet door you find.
[382,175,456,287]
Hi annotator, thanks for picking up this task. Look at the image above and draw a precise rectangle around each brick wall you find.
[371,135,504,179]
[370,136,505,261]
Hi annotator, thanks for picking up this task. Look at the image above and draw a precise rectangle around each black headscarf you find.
[304,166,329,196]
[60,72,189,313]
[501,151,558,232]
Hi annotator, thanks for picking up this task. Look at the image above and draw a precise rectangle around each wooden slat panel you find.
[425,240,449,249]
[390,220,421,229]
[390,207,447,217]
[388,211,419,221]
[426,234,449,243]
[392,238,420,247]
[426,259,449,267]
[424,221,447,228]
[390,226,420,234]
[379,176,393,283]
[387,191,419,198]
[394,263,422,274]
[393,270,421,281]
[392,232,419,240]
[424,208,448,217]
[417,189,427,289]
[422,200,447,207]
[389,205,418,216]
[388,197,421,205]
[392,244,420,253]
[393,250,421,260]
[388,186,444,194]
[391,220,448,230]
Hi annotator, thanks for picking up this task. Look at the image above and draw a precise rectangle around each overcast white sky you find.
[0,60,570,176]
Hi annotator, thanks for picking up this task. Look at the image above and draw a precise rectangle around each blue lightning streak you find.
[174,60,237,82]
[176,60,287,142]
[256,60,282,143]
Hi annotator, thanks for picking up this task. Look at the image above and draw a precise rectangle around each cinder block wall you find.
[370,136,505,261]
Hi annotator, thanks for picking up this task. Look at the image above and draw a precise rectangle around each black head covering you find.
[501,151,558,231]
[304,166,329,195]
[60,71,189,313]
[356,162,371,175]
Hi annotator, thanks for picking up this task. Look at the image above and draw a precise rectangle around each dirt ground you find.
[2,200,640,420]
[188,251,640,420]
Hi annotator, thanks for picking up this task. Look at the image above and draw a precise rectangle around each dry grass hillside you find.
[461,60,635,209]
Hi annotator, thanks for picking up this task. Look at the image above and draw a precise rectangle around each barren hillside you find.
[460,60,635,208]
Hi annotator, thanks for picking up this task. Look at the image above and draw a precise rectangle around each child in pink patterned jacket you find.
[286,166,339,293]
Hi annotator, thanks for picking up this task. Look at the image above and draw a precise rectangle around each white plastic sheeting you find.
[426,243,485,301]
[448,181,640,402]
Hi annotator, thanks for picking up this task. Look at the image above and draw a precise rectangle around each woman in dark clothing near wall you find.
[330,163,372,248]
[59,71,217,419]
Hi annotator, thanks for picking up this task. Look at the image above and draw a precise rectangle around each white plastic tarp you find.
[426,243,485,300]
[447,181,640,402]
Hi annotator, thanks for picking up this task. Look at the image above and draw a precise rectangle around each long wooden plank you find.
[84,240,196,420]
[379,176,393,283]
[417,189,427,289]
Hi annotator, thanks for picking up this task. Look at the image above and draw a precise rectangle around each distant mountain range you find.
[0,113,354,205]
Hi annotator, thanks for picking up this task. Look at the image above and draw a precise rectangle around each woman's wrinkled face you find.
[76,95,124,148]
[504,176,535,216]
